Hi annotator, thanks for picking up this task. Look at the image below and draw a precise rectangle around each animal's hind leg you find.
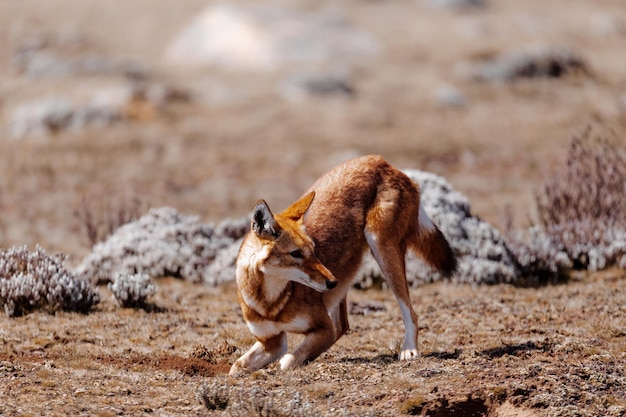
[364,229,419,360]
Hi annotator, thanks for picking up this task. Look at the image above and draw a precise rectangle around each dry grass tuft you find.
[399,394,427,415]
[191,340,238,365]
[74,195,145,247]
[536,129,626,234]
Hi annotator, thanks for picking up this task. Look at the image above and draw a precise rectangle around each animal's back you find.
[302,155,419,279]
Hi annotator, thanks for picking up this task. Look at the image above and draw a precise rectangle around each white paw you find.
[279,354,297,370]
[229,361,247,376]
[399,348,419,360]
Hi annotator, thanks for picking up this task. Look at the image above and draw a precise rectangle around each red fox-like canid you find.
[229,155,457,375]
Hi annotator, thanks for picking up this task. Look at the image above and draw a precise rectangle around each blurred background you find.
[0,0,625,260]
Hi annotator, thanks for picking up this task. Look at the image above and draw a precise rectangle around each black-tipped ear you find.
[252,200,278,238]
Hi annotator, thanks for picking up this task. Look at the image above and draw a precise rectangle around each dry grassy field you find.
[1,270,624,416]
[1,0,625,416]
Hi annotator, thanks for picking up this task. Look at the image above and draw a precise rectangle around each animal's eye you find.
[290,250,303,259]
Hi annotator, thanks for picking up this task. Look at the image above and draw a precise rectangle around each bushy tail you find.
[410,205,458,277]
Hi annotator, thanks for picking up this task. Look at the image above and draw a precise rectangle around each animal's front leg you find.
[229,333,287,376]
[279,323,335,370]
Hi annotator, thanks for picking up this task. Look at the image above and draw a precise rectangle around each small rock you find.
[469,45,589,82]
[9,81,188,138]
[279,73,356,100]
[428,0,485,9]
[434,85,466,107]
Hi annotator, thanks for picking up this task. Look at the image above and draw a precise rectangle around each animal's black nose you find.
[326,279,337,289]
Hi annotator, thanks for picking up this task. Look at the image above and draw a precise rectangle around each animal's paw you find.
[229,361,248,376]
[279,353,298,370]
[399,348,419,360]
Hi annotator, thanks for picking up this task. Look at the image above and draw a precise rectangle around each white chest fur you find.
[246,316,311,339]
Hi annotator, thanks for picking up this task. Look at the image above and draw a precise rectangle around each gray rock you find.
[9,82,188,138]
[279,73,356,100]
[428,0,485,9]
[11,33,145,79]
[469,45,588,82]
[9,90,127,138]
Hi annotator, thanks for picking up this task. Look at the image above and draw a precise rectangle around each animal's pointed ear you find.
[252,200,278,238]
[283,191,315,221]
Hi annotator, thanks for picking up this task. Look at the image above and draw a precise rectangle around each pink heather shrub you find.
[536,132,626,270]
[508,130,626,282]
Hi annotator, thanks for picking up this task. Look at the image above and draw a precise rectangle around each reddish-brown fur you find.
[230,155,457,375]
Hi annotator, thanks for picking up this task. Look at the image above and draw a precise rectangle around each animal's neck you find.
[240,262,292,319]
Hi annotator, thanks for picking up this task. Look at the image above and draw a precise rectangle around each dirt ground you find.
[0,0,625,416]
[1,270,625,416]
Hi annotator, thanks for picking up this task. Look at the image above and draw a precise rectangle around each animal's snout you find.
[326,279,338,290]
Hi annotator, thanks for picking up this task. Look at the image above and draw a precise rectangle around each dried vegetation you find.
[0,245,99,317]
[75,207,248,286]
[107,273,156,309]
[507,130,626,283]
